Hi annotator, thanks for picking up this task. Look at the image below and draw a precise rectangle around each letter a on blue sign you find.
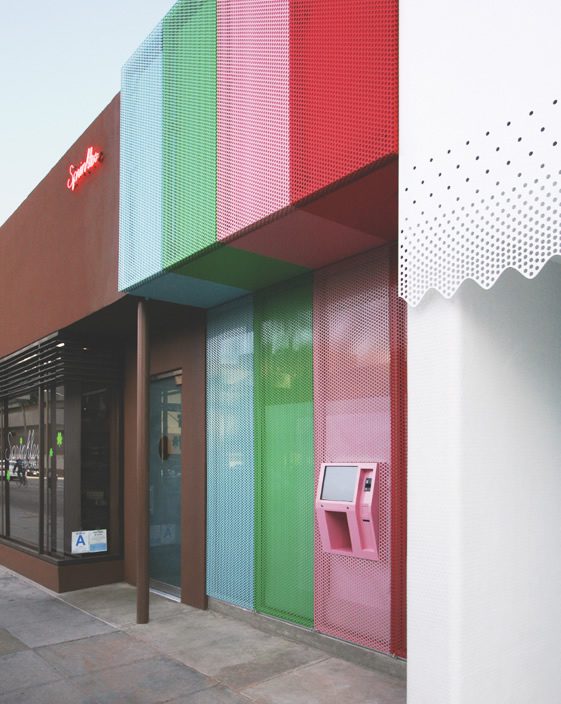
[76,535,86,546]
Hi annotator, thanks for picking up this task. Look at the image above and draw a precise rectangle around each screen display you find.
[320,465,358,502]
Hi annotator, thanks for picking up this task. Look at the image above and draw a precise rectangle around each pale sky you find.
[0,0,177,225]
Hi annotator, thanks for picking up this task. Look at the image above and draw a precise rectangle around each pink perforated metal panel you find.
[217,0,290,241]
[313,245,406,654]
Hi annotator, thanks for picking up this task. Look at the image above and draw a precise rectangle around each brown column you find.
[136,300,150,624]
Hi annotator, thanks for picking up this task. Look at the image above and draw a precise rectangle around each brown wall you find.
[123,302,207,610]
[0,540,123,593]
[0,94,122,358]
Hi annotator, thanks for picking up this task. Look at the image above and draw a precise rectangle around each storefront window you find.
[45,385,64,554]
[81,387,111,533]
[5,391,40,547]
[0,337,121,560]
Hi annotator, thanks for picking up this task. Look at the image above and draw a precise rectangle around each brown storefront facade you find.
[0,96,211,607]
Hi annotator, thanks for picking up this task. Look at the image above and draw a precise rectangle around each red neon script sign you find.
[66,147,103,192]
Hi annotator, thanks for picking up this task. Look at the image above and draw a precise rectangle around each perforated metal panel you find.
[400,97,561,305]
[389,254,408,658]
[206,297,255,609]
[120,0,398,296]
[290,0,398,202]
[217,0,290,241]
[119,23,163,291]
[162,0,217,267]
[254,276,314,627]
[313,246,406,654]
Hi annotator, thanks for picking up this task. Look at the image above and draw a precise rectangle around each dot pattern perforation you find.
[400,97,561,305]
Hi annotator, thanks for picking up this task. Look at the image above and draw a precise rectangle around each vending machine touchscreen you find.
[321,465,358,502]
[315,462,379,560]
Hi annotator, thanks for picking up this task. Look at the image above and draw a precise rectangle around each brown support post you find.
[136,300,150,624]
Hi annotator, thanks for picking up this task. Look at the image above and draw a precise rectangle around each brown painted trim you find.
[0,539,122,593]
[136,301,150,623]
[57,559,123,593]
[0,541,59,591]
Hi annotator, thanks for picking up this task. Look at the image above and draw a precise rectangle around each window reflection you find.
[5,391,40,547]
[45,386,64,554]
[81,387,110,533]
[0,377,120,559]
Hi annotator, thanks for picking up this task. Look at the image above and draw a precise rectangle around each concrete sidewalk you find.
[0,567,406,703]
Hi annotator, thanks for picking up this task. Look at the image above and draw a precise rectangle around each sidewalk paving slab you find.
[242,657,406,704]
[0,650,62,695]
[124,609,327,689]
[0,629,28,657]
[0,569,406,704]
[36,631,159,677]
[61,582,181,627]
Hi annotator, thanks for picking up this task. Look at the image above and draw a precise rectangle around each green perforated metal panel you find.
[162,0,217,267]
[174,246,307,291]
[254,276,314,627]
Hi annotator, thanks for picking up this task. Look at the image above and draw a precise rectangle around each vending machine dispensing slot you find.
[315,463,379,560]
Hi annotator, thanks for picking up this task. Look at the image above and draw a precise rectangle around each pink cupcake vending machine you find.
[315,463,380,561]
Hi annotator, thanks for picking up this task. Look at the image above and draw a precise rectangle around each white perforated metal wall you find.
[399,0,561,305]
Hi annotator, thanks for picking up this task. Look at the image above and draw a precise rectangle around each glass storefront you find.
[0,336,121,560]
[5,391,40,546]
[46,385,64,554]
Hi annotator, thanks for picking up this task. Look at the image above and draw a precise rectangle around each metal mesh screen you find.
[389,254,407,658]
[313,246,406,654]
[206,297,255,609]
[162,0,217,267]
[119,23,163,291]
[254,276,314,627]
[290,0,398,202]
[217,0,290,241]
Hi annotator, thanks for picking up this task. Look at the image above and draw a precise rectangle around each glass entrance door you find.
[149,372,182,598]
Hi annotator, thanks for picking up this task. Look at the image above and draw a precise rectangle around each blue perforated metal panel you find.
[206,297,255,609]
[119,23,164,291]
[132,272,250,309]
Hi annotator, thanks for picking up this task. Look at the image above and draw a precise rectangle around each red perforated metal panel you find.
[290,0,398,202]
[313,245,406,655]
